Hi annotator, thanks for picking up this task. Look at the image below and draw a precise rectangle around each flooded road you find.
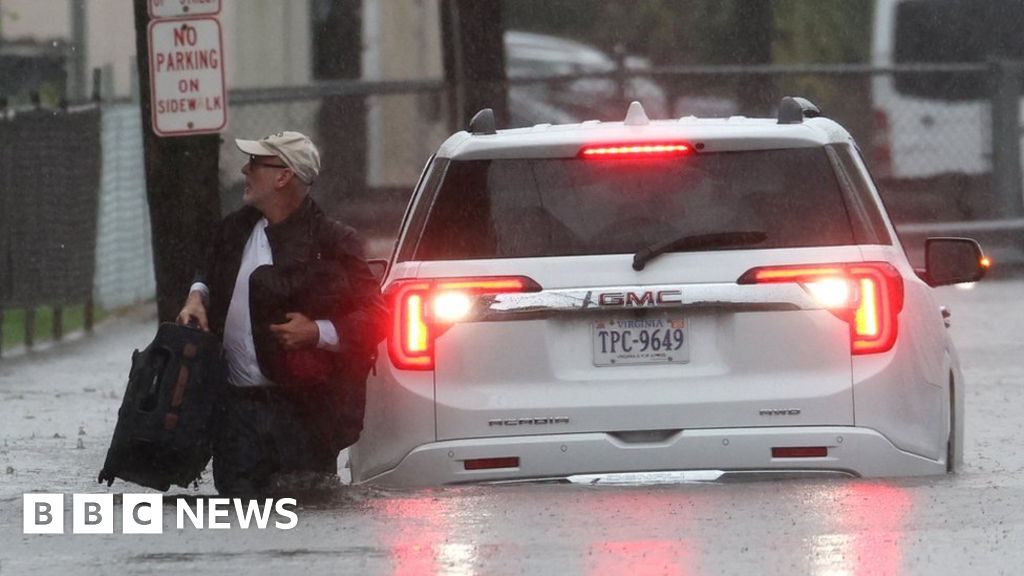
[2,277,1023,575]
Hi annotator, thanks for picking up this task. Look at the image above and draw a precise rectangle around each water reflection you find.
[382,494,480,576]
[368,481,908,575]
[579,490,698,576]
[588,540,691,575]
[384,496,452,575]
[375,487,699,575]
[810,483,911,576]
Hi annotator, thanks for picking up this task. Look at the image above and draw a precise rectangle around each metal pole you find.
[613,43,627,110]
[85,297,94,333]
[24,308,34,350]
[990,60,1024,218]
[52,306,63,341]
[70,0,87,102]
[91,67,102,102]
[445,0,466,131]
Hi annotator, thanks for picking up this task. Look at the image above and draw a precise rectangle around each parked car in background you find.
[505,30,669,127]
[871,0,1024,214]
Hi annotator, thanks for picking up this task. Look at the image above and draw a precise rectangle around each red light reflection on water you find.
[381,496,450,576]
[581,491,697,576]
[849,483,912,575]
[813,482,912,576]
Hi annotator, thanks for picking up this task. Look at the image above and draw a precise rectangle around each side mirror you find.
[922,237,989,287]
[367,259,388,285]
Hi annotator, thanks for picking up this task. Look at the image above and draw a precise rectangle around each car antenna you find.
[623,101,649,126]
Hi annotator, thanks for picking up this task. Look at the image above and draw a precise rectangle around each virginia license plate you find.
[592,316,689,366]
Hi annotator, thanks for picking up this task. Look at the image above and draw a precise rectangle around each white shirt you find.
[190,217,340,388]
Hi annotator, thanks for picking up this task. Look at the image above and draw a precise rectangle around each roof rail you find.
[777,96,820,124]
[469,108,497,135]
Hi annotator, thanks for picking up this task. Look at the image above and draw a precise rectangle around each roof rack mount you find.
[469,108,497,135]
[777,97,821,125]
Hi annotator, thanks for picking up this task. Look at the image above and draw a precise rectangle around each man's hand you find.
[270,312,320,350]
[176,292,209,332]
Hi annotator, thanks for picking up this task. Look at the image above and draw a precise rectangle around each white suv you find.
[350,97,988,487]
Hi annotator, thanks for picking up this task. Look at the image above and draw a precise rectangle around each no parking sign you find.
[147,10,226,136]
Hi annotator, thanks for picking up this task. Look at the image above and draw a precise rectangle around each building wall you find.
[1,0,70,40]
[1,0,313,99]
[363,0,449,188]
[4,0,447,190]
[223,0,312,89]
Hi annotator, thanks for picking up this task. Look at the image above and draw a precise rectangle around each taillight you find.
[579,143,691,159]
[738,262,904,355]
[386,276,542,370]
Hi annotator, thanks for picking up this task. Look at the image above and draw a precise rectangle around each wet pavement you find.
[1,277,1023,575]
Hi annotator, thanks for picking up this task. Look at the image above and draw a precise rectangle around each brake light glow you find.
[804,278,854,309]
[855,278,879,336]
[579,143,691,158]
[387,276,542,370]
[432,291,474,323]
[739,262,904,355]
[406,294,429,352]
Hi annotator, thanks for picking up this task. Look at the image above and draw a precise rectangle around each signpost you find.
[149,0,221,19]
[147,0,226,137]
[135,0,224,322]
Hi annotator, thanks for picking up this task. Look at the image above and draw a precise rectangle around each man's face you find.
[241,154,289,208]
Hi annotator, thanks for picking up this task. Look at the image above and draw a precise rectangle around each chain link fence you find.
[0,103,102,353]
[3,61,1021,355]
[224,62,1024,262]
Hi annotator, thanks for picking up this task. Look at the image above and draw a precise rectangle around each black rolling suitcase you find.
[98,322,226,491]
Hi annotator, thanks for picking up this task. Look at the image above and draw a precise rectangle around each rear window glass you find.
[411,148,855,261]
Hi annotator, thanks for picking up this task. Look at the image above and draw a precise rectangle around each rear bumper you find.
[354,426,944,487]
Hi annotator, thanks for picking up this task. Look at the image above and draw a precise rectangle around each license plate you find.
[592,316,689,366]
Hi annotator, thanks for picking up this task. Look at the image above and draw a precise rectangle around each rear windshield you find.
[411,148,856,261]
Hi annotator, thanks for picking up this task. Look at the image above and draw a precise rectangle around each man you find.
[176,131,387,495]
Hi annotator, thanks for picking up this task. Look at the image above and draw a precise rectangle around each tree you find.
[440,0,508,128]
[132,0,221,322]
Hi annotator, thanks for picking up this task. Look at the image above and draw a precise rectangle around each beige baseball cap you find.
[236,131,321,184]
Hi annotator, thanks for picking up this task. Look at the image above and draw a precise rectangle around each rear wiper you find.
[632,231,768,271]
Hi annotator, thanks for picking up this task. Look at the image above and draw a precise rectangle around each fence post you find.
[53,307,63,341]
[613,42,627,110]
[24,309,34,350]
[991,60,1024,218]
[92,67,103,103]
[85,297,94,333]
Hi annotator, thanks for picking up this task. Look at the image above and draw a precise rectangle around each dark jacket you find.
[196,196,387,451]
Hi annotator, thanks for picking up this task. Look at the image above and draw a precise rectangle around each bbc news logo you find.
[23,493,298,534]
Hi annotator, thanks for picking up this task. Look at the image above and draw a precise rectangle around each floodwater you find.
[2,277,1023,575]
